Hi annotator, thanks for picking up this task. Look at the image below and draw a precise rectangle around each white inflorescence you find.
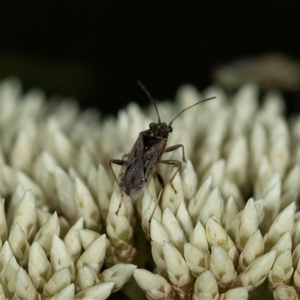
[0,77,300,299]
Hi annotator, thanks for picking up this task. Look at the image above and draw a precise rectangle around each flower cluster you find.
[0,77,300,299]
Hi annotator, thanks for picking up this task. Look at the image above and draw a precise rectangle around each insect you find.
[109,81,215,223]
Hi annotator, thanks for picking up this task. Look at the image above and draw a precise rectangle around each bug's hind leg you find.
[148,172,165,240]
[159,159,181,193]
[149,172,165,223]
[109,158,126,214]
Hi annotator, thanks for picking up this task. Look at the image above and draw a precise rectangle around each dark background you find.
[0,1,299,116]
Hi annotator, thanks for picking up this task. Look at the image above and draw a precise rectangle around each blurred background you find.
[0,2,300,116]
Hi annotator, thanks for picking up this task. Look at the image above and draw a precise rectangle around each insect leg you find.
[159,159,181,192]
[109,159,125,214]
[164,144,186,162]
[122,153,129,160]
[148,172,165,240]
[149,172,165,223]
[109,159,124,183]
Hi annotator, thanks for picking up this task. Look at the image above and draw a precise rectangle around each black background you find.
[0,1,299,116]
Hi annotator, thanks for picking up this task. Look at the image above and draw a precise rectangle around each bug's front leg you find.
[164,144,186,162]
[109,158,126,214]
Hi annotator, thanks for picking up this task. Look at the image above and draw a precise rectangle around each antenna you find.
[137,80,161,123]
[169,96,216,126]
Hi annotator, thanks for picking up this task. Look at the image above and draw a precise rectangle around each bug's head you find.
[149,121,172,137]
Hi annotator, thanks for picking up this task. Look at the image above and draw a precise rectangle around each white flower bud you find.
[254,156,273,197]
[237,198,259,248]
[99,264,136,292]
[79,229,100,250]
[191,221,209,252]
[76,234,107,273]
[221,287,248,300]
[199,187,224,225]
[225,135,248,190]
[264,202,295,251]
[204,159,225,189]
[133,268,175,300]
[2,255,19,298]
[282,164,300,198]
[181,160,198,199]
[46,121,76,168]
[8,223,29,263]
[261,181,282,228]
[76,266,99,291]
[55,167,77,223]
[222,197,239,230]
[271,232,292,254]
[75,177,100,230]
[11,189,37,240]
[239,230,264,271]
[176,202,193,240]
[34,212,60,256]
[50,234,76,279]
[193,270,219,300]
[75,282,114,300]
[11,122,37,174]
[150,218,170,275]
[184,243,210,277]
[28,241,52,290]
[50,283,75,300]
[210,246,237,290]
[0,241,14,279]
[268,250,293,287]
[236,250,276,291]
[205,218,238,264]
[43,267,72,298]
[188,176,212,224]
[162,207,186,253]
[162,241,193,295]
[17,171,45,205]
[15,267,37,299]
[269,134,289,177]
[249,119,267,180]
[161,171,184,214]
[64,217,84,261]
[273,285,298,300]
[97,164,113,219]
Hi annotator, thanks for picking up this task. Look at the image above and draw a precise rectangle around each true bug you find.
[109,81,215,222]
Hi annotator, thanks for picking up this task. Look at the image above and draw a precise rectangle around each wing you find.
[118,132,147,199]
[143,135,167,181]
[119,156,146,199]
[118,130,167,199]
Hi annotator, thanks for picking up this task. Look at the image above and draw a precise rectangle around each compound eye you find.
[149,122,155,129]
[168,126,173,132]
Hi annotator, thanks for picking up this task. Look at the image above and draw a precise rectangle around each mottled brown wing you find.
[118,132,147,199]
[143,135,167,181]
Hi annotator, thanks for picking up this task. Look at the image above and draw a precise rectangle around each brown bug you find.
[109,81,215,222]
